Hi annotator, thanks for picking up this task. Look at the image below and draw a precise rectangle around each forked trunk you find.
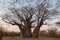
[32,26,41,38]
[32,22,43,38]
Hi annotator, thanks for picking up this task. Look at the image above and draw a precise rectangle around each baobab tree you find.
[2,0,49,38]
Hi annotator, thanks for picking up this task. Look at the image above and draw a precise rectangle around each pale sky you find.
[0,0,59,24]
[0,0,60,32]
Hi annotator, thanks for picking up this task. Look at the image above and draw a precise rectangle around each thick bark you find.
[32,21,43,38]
[19,23,43,38]
[32,25,41,38]
[21,20,32,38]
[18,19,43,38]
[21,27,32,38]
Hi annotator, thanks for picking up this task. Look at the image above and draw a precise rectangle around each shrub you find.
[0,26,20,37]
[0,27,5,40]
[3,32,20,36]
[47,27,57,37]
[39,30,47,37]
[57,31,60,37]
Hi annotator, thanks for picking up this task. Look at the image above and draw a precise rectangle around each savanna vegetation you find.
[0,0,60,40]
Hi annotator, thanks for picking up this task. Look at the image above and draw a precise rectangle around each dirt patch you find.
[2,37,60,40]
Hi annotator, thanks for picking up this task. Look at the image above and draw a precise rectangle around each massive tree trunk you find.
[20,27,32,38]
[21,20,32,38]
[19,23,43,38]
[18,18,43,38]
[17,21,32,38]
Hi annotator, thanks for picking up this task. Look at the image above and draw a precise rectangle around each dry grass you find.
[2,37,60,40]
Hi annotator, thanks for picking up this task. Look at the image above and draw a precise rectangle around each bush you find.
[57,31,60,37]
[38,27,60,38]
[0,27,5,40]
[39,30,47,37]
[47,27,57,37]
[3,32,20,36]
[0,27,20,37]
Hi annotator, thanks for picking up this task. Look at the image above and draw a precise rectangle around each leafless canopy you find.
[2,0,49,38]
[2,0,48,26]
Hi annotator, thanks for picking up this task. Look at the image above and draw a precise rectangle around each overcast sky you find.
[0,0,60,30]
[0,0,60,24]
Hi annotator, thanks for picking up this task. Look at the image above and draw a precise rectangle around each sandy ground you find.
[2,37,60,40]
